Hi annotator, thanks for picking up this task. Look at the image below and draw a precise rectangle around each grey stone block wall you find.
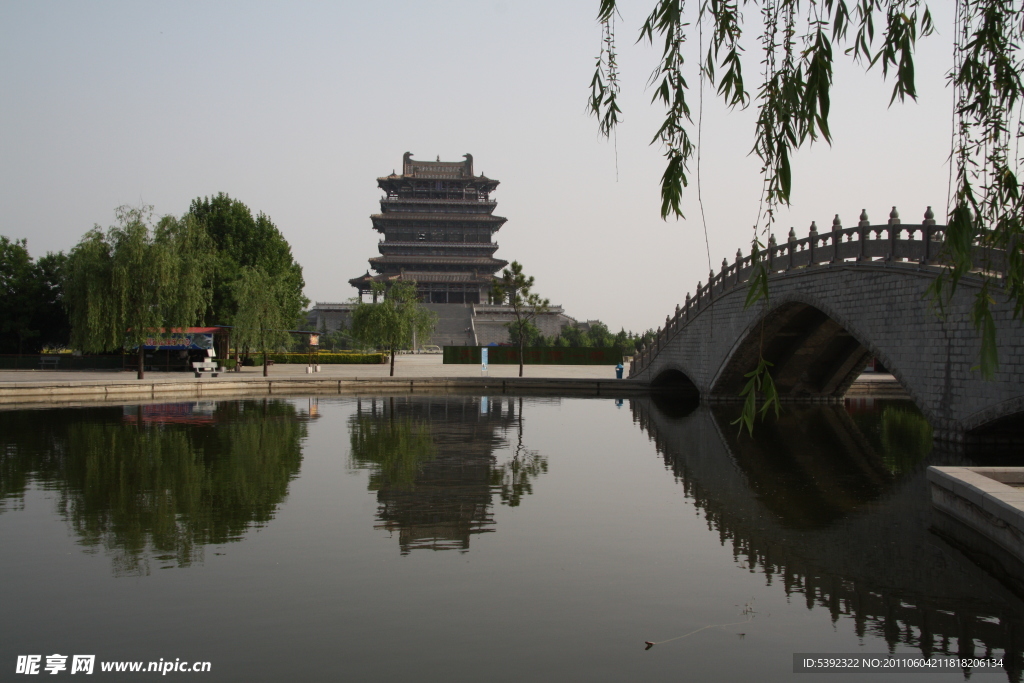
[633,263,1024,439]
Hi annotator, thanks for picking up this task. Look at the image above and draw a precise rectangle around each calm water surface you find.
[1,395,1020,682]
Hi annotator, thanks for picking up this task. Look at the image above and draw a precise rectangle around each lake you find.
[1,394,1020,681]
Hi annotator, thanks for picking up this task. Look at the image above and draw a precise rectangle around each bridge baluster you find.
[922,206,936,265]
[735,249,743,285]
[885,207,900,262]
[787,227,796,270]
[857,210,869,261]
[808,221,818,265]
[708,270,715,301]
[768,234,777,272]
[830,215,842,263]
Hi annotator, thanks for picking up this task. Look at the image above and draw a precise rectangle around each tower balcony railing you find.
[378,240,498,249]
[382,197,497,206]
[629,207,1010,378]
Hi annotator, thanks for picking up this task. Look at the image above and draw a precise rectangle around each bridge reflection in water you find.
[347,396,549,554]
[633,395,1024,680]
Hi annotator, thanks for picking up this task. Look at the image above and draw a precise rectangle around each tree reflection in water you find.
[0,400,308,576]
[631,397,1024,681]
[348,396,548,554]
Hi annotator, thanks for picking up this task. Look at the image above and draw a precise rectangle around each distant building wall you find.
[471,305,576,346]
[309,301,582,348]
[308,303,355,333]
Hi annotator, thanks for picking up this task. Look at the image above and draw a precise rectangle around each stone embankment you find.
[0,375,651,406]
[0,368,903,408]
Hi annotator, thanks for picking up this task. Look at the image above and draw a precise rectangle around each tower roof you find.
[403,152,473,178]
[377,153,498,191]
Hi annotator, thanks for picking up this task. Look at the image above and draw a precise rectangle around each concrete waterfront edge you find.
[0,374,913,407]
[927,466,1024,566]
[0,376,654,405]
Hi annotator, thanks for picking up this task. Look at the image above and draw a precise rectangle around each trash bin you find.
[615,362,624,379]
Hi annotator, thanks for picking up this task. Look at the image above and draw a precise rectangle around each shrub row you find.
[443,346,624,365]
[261,352,386,365]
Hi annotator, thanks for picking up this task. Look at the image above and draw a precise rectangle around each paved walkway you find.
[0,355,622,386]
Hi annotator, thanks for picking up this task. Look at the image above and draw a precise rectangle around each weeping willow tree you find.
[231,266,294,377]
[590,0,1023,429]
[64,206,214,379]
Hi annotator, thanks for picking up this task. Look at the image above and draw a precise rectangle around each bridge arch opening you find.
[650,368,700,417]
[713,302,881,400]
[651,368,699,394]
[966,411,1024,445]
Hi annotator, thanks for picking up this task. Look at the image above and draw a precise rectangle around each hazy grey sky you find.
[1,1,955,333]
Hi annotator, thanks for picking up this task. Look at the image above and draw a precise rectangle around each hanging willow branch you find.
[930,0,1024,378]
[591,0,1023,423]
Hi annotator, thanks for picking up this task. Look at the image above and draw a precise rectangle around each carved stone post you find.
[830,214,842,263]
[808,221,818,265]
[922,206,936,265]
[887,206,900,261]
[857,209,870,261]
[787,227,797,270]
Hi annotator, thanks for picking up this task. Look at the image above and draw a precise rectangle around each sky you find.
[0,1,956,334]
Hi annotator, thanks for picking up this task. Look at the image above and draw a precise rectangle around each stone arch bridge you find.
[629,208,1024,442]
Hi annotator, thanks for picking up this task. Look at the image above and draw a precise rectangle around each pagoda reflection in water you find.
[348,396,547,554]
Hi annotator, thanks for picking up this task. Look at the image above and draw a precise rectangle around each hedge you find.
[443,346,624,365]
[0,355,125,370]
[262,352,387,365]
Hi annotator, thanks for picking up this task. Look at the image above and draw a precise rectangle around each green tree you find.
[560,324,589,347]
[632,329,656,353]
[350,281,437,377]
[591,0,1024,426]
[507,319,542,347]
[0,238,67,354]
[491,261,550,377]
[231,266,294,377]
[187,193,308,327]
[64,206,214,379]
[613,328,630,349]
[31,251,71,352]
[316,321,353,352]
[0,237,38,353]
[586,321,614,348]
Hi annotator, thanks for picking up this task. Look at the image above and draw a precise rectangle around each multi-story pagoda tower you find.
[349,152,508,304]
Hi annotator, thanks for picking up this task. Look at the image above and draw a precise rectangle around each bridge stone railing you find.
[630,206,1008,379]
